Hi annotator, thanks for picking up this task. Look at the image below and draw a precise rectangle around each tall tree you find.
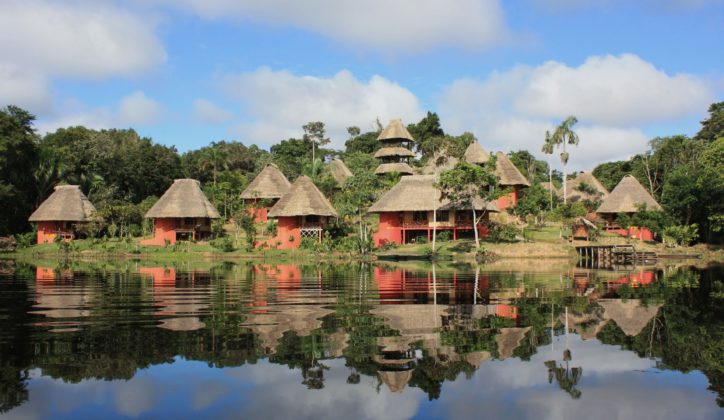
[550,116,580,204]
[694,101,724,144]
[542,131,555,211]
[302,121,330,169]
[0,106,39,234]
[437,159,499,250]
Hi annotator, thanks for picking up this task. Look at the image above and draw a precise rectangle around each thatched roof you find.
[374,162,415,175]
[495,152,530,187]
[495,327,531,360]
[572,216,597,229]
[158,317,206,331]
[268,175,338,217]
[599,299,662,336]
[241,163,291,199]
[596,175,662,214]
[420,154,458,175]
[464,351,491,368]
[378,118,414,142]
[378,370,413,393]
[329,159,353,187]
[145,179,220,219]
[566,171,609,202]
[374,146,416,158]
[463,141,490,164]
[29,185,98,222]
[368,175,500,213]
[540,182,560,195]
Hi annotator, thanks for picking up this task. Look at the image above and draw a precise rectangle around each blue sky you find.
[1,0,722,169]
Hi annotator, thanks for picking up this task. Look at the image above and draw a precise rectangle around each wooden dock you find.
[575,245,657,268]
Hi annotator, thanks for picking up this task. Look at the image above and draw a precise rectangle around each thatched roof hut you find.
[374,162,415,175]
[378,118,414,142]
[145,179,220,219]
[420,153,458,175]
[596,175,662,214]
[463,141,490,165]
[329,158,353,187]
[566,171,609,202]
[599,299,662,336]
[540,182,560,196]
[495,152,530,187]
[378,370,413,393]
[29,185,98,222]
[374,147,416,158]
[241,163,291,200]
[495,327,531,360]
[268,175,338,218]
[368,175,500,213]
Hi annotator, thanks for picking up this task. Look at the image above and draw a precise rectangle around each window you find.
[413,211,427,222]
[436,210,449,222]
[305,215,320,224]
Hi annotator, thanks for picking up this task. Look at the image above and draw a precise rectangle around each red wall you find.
[245,199,269,223]
[373,212,402,247]
[36,221,60,244]
[607,226,655,241]
[496,187,519,211]
[141,218,178,246]
[260,216,301,249]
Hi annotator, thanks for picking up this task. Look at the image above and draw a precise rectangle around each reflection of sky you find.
[4,335,720,420]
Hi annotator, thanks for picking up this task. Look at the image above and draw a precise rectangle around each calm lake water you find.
[0,259,721,419]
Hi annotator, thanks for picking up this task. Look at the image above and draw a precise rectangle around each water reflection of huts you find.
[139,267,213,331]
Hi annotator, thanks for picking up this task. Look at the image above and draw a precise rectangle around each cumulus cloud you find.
[194,99,234,123]
[154,0,510,52]
[35,91,164,134]
[0,0,165,113]
[118,91,164,126]
[222,68,424,148]
[439,54,713,170]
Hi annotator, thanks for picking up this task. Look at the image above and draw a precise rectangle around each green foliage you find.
[487,223,519,243]
[0,106,39,235]
[344,127,380,155]
[407,111,445,154]
[694,101,724,144]
[436,231,452,242]
[592,160,638,191]
[508,150,557,184]
[663,224,699,247]
[514,184,553,217]
[617,206,674,238]
[550,202,587,221]
[14,232,35,249]
[211,236,235,252]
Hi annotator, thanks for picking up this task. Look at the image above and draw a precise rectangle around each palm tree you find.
[33,147,67,206]
[550,116,580,204]
[198,147,229,187]
[541,131,554,211]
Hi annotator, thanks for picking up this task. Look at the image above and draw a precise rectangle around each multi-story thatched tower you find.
[374,119,415,175]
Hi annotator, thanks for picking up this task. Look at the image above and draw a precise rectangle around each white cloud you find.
[222,68,424,148]
[0,0,165,114]
[194,99,234,123]
[514,54,712,125]
[35,91,164,133]
[155,0,509,52]
[439,54,713,170]
[118,91,164,126]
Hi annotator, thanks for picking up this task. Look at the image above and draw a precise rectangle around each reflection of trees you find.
[544,359,583,399]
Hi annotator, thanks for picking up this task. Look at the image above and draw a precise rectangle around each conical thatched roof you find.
[29,185,98,222]
[268,176,338,217]
[464,141,490,164]
[540,182,560,195]
[421,153,458,175]
[495,327,531,360]
[566,171,609,202]
[378,118,414,142]
[596,175,662,213]
[374,146,416,158]
[374,162,415,175]
[368,175,500,213]
[495,152,530,187]
[329,159,353,187]
[145,179,220,219]
[378,370,413,393]
[599,299,662,336]
[241,163,291,199]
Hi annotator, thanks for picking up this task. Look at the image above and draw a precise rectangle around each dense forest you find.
[0,102,722,244]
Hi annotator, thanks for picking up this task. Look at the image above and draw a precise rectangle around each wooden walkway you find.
[575,245,657,268]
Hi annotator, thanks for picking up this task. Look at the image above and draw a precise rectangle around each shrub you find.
[488,223,519,243]
[211,236,235,252]
[300,237,319,251]
[663,224,699,247]
[436,231,452,242]
[14,232,35,249]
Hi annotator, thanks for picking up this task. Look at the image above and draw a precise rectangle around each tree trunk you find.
[472,206,480,249]
[548,156,553,211]
[432,208,437,253]
[562,142,567,204]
